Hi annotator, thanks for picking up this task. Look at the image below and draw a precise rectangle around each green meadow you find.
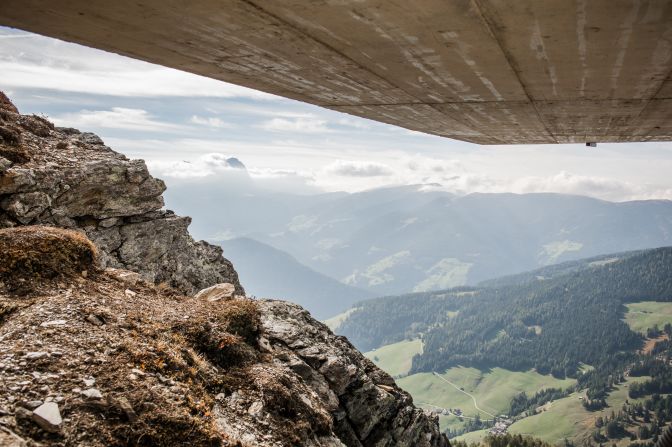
[624,301,672,334]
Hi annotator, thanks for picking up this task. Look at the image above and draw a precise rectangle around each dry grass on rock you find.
[0,226,98,292]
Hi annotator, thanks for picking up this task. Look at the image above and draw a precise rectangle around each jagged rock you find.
[114,397,138,422]
[105,268,141,286]
[194,282,236,302]
[0,93,448,446]
[0,239,448,446]
[31,402,62,432]
[0,92,18,114]
[0,93,243,296]
[0,156,11,174]
[18,400,43,410]
[258,300,449,447]
[87,314,104,326]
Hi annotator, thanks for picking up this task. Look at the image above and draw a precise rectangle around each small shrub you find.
[0,226,98,290]
[216,300,260,344]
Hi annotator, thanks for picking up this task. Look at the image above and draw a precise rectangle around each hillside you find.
[477,248,648,288]
[220,237,373,319]
[336,247,672,375]
[0,92,243,297]
[167,173,672,297]
[339,248,672,443]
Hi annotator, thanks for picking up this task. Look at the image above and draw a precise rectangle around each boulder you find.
[194,282,236,302]
[31,402,62,433]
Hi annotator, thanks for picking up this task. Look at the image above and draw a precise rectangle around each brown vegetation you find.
[0,226,98,292]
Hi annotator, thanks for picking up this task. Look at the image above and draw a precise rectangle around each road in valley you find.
[432,372,497,418]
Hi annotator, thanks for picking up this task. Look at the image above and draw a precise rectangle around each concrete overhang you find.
[1,0,671,145]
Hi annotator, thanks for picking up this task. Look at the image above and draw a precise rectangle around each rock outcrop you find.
[0,92,242,296]
[0,226,448,446]
[257,301,448,446]
[0,92,449,446]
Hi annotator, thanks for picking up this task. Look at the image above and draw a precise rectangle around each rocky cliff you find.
[0,92,242,296]
[0,93,449,446]
[0,226,448,446]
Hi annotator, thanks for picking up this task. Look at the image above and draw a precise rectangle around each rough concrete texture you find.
[1,0,671,144]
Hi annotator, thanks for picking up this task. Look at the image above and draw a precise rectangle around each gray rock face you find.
[258,300,449,447]
[0,93,243,295]
[0,92,447,447]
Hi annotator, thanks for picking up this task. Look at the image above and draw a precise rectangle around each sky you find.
[2,26,672,201]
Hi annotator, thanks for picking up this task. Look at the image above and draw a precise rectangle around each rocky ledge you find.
[0,226,448,446]
[0,92,242,296]
[0,92,448,446]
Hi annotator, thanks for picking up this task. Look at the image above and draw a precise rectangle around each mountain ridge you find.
[165,174,672,298]
[220,236,374,319]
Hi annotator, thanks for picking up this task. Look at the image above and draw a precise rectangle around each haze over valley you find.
[164,165,672,318]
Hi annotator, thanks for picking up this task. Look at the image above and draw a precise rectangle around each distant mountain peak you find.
[225,157,246,170]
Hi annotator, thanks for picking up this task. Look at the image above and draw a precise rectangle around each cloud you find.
[147,152,250,178]
[323,160,394,177]
[417,170,672,202]
[0,27,278,99]
[259,117,331,133]
[189,115,233,128]
[51,108,181,132]
[312,155,672,201]
[336,117,371,129]
[509,171,672,202]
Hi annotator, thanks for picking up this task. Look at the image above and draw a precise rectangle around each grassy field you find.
[364,339,423,377]
[508,375,651,445]
[454,429,488,444]
[624,301,672,334]
[397,366,575,432]
[365,339,577,434]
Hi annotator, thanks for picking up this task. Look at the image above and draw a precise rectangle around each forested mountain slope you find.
[337,247,672,377]
[477,249,647,288]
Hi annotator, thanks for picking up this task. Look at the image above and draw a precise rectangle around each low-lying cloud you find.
[151,154,672,203]
[323,160,394,177]
[259,116,331,133]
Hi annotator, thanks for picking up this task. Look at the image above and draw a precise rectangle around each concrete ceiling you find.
[1,0,672,144]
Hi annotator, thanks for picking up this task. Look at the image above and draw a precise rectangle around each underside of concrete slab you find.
[1,0,671,144]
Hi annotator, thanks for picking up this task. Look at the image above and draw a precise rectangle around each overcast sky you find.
[2,26,672,201]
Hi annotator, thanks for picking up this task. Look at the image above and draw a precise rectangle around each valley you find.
[365,340,576,436]
[507,376,651,445]
[165,176,672,315]
[365,336,667,444]
[339,248,672,445]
